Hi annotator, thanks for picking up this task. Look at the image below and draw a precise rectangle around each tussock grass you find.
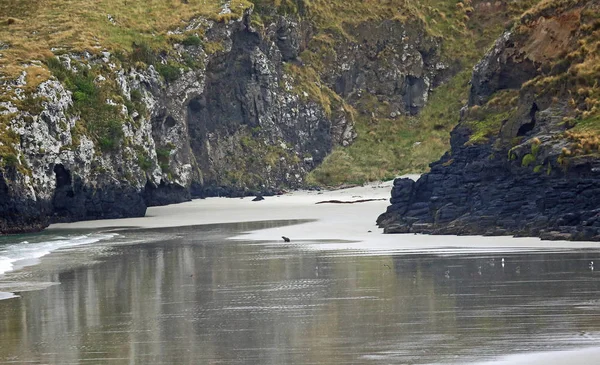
[505,0,599,159]
[0,0,252,82]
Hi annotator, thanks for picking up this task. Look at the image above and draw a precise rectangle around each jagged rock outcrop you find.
[0,3,447,233]
[186,15,346,197]
[378,0,600,241]
[322,19,443,116]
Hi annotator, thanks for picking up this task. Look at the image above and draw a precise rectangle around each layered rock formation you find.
[0,3,444,233]
[378,0,600,241]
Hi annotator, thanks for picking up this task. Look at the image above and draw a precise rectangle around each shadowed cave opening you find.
[403,75,427,115]
[517,102,538,137]
[51,163,75,219]
[54,164,73,194]
[0,173,9,206]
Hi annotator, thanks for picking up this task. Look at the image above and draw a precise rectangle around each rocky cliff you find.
[378,0,600,241]
[0,0,452,233]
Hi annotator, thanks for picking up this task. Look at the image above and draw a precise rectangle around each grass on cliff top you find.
[0,0,252,82]
[257,0,542,65]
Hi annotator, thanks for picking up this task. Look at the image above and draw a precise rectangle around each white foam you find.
[0,233,116,276]
[0,291,18,300]
[0,256,15,276]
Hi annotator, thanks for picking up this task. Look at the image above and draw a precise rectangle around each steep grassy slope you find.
[464,0,600,154]
[522,0,600,152]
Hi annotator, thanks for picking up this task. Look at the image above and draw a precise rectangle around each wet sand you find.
[1,226,600,364]
[470,347,600,365]
[0,179,597,364]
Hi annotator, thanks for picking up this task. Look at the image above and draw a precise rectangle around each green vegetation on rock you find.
[46,58,126,152]
[3,0,592,191]
[463,89,519,145]
[309,70,472,185]
[297,0,545,185]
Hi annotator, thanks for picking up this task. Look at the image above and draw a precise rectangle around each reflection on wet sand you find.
[1,223,600,364]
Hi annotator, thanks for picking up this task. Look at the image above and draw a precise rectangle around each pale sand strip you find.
[50,178,600,252]
[465,347,600,365]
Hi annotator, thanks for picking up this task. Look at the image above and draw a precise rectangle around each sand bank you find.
[468,347,600,365]
[50,178,600,253]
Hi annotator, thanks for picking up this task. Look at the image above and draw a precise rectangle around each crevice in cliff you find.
[54,164,72,193]
[517,102,538,136]
[51,164,75,219]
[403,75,428,115]
[0,173,9,208]
[187,27,262,181]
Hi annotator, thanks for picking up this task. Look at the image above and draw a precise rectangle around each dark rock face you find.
[190,182,281,199]
[378,1,600,241]
[325,19,442,116]
[51,183,147,223]
[468,32,540,107]
[187,23,327,188]
[50,164,146,223]
[186,15,354,197]
[378,127,600,241]
[274,17,303,62]
[0,172,49,234]
[143,180,190,207]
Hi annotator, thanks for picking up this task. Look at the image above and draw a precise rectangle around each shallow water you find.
[0,230,117,276]
[1,222,600,364]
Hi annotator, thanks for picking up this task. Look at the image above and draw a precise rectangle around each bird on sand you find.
[282,236,291,242]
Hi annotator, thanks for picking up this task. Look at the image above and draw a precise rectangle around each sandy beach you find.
[468,347,600,365]
[50,177,600,253]
[0,179,589,365]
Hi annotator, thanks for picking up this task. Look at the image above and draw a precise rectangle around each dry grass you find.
[565,124,600,155]
[519,0,600,144]
[0,0,252,83]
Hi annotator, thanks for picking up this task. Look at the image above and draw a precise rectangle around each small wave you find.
[0,233,117,276]
[0,291,18,300]
[0,256,15,276]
